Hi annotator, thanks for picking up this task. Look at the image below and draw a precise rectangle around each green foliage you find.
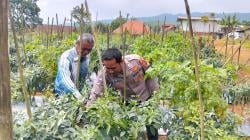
[11,30,243,139]
[225,82,250,104]
[95,22,109,33]
[13,90,162,139]
[110,15,127,31]
[131,33,192,63]
[167,104,240,140]
[10,33,77,101]
[13,96,96,139]
[10,0,43,30]
[130,32,240,139]
[220,14,239,33]
[71,5,88,23]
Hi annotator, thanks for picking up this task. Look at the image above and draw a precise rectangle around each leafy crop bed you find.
[11,32,249,139]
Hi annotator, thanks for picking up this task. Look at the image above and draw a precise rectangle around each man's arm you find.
[145,77,159,94]
[56,57,82,98]
[87,70,105,105]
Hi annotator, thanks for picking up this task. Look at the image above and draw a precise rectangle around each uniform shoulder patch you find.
[139,58,150,68]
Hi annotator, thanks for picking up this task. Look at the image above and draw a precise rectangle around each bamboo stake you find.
[74,22,76,33]
[9,9,32,120]
[231,39,235,63]
[107,24,110,48]
[85,0,108,93]
[61,17,66,39]
[223,35,249,67]
[149,25,152,41]
[157,20,160,34]
[224,31,229,59]
[75,4,84,89]
[121,26,127,104]
[70,15,73,37]
[46,17,49,47]
[50,17,54,38]
[20,13,27,62]
[237,41,242,65]
[184,0,204,139]
[0,0,13,138]
[109,25,112,48]
[56,13,59,34]
[161,16,166,47]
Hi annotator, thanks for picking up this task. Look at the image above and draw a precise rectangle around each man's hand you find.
[73,91,84,100]
[113,82,124,90]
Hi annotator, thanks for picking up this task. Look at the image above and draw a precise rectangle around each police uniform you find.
[89,54,159,103]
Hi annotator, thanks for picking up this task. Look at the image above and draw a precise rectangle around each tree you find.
[71,5,88,23]
[241,20,250,26]
[0,0,13,139]
[10,0,43,31]
[201,16,209,32]
[95,22,108,33]
[71,4,92,33]
[110,11,127,31]
[209,12,216,39]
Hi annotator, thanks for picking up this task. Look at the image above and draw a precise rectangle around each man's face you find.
[103,58,122,75]
[76,40,93,57]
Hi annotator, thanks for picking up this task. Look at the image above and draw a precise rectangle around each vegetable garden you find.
[1,0,250,139]
[10,30,250,139]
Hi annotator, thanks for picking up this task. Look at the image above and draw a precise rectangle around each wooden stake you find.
[56,13,59,34]
[9,8,32,120]
[0,0,13,138]
[85,0,107,93]
[46,17,49,47]
[184,0,204,139]
[223,35,249,67]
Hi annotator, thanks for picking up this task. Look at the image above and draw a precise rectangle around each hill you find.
[99,12,250,25]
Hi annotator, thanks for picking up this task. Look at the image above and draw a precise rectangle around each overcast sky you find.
[37,0,250,23]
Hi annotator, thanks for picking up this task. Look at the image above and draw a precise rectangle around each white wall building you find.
[177,16,221,34]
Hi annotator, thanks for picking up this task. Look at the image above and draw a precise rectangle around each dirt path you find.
[214,40,250,66]
[214,40,250,82]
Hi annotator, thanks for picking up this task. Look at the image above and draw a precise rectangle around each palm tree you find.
[210,12,216,39]
[201,16,209,32]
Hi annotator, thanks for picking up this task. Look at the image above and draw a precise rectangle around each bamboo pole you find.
[61,17,66,39]
[237,41,242,65]
[85,0,108,93]
[9,9,32,120]
[50,17,54,39]
[56,13,59,34]
[20,12,27,62]
[0,0,13,138]
[223,35,249,67]
[107,24,110,48]
[121,26,127,104]
[224,31,229,59]
[75,4,84,89]
[46,17,49,47]
[70,15,73,37]
[161,16,166,47]
[184,0,204,139]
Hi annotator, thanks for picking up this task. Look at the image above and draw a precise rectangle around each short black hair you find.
[101,48,122,63]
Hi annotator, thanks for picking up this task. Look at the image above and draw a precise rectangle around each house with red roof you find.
[113,20,150,35]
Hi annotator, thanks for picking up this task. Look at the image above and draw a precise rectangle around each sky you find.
[37,0,250,23]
